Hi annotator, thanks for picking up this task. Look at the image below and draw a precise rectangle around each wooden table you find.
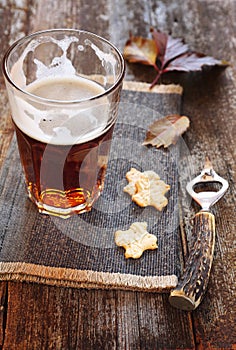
[0,1,235,349]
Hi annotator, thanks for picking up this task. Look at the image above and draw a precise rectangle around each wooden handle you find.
[169,211,215,311]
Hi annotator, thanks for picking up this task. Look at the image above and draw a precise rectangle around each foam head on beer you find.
[3,29,124,217]
[9,33,116,145]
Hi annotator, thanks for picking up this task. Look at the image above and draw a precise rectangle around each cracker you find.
[124,168,170,211]
[114,222,158,259]
[123,168,142,196]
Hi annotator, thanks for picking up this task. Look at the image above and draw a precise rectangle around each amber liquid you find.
[14,120,114,217]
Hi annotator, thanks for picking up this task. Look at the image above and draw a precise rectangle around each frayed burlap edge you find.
[88,76,183,95]
[122,81,183,95]
[0,262,178,292]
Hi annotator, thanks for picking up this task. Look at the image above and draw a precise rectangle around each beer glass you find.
[3,29,125,218]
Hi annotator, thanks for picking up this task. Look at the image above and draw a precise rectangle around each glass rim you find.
[2,28,125,105]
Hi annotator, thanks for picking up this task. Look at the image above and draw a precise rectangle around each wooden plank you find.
[181,70,236,349]
[149,0,236,348]
[0,3,29,347]
[0,2,28,165]
[0,89,14,168]
[0,283,7,348]
[135,293,195,349]
[2,282,195,350]
[0,1,28,66]
[27,0,110,37]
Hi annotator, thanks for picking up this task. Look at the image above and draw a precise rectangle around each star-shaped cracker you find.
[124,168,170,211]
[114,222,158,259]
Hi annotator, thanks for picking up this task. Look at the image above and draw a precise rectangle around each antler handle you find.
[169,211,215,311]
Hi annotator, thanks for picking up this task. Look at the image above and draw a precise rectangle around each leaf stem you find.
[153,63,160,72]
[150,70,162,89]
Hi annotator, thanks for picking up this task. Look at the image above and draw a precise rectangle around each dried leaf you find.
[166,52,223,72]
[143,114,190,148]
[123,28,229,86]
[151,29,189,68]
[150,29,169,64]
[123,33,158,67]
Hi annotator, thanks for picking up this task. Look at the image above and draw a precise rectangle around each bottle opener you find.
[169,158,229,311]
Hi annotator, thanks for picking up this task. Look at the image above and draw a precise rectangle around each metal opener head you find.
[186,157,229,211]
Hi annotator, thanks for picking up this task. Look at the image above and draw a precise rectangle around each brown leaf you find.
[123,28,229,87]
[143,114,190,148]
[123,34,158,67]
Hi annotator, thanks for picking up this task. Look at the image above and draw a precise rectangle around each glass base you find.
[37,202,93,219]
[27,187,99,219]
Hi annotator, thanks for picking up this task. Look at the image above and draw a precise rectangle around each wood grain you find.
[159,1,236,348]
[150,0,236,347]
[1,282,195,350]
[0,0,235,349]
[0,1,27,166]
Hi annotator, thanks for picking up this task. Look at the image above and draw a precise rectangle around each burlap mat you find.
[0,82,183,292]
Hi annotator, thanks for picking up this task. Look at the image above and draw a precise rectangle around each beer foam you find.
[9,31,118,145]
[11,75,109,145]
[26,75,105,101]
